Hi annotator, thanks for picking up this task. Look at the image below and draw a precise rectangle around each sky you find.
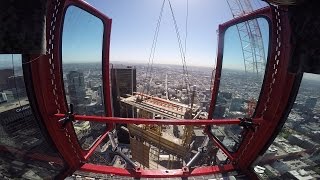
[62,5,104,63]
[0,1,318,81]
[67,0,261,67]
[222,18,269,71]
[60,0,320,81]
[85,0,232,67]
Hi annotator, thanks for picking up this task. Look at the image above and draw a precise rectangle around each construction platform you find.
[120,92,201,119]
[120,93,203,169]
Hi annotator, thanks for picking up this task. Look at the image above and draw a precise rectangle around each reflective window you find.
[212,17,270,152]
[61,5,106,149]
[0,54,65,179]
[214,17,269,119]
[253,73,320,179]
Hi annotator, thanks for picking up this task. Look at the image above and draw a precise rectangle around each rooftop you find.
[0,98,29,113]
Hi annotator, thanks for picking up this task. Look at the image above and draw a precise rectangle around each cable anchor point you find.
[58,104,75,127]
[239,117,259,132]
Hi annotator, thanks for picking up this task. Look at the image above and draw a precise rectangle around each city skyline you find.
[1,55,320,82]
[0,56,319,179]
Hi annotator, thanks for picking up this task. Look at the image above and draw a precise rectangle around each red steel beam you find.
[206,129,235,161]
[82,127,112,160]
[80,163,235,178]
[54,114,241,125]
[53,114,239,170]
[235,7,294,172]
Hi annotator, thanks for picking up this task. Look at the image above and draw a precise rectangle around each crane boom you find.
[226,0,266,75]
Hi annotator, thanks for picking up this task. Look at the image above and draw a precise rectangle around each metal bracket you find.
[185,147,207,169]
[239,117,258,132]
[185,136,209,169]
[108,132,139,170]
[58,104,75,127]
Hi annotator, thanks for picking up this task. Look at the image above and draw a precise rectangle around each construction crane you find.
[226,0,267,75]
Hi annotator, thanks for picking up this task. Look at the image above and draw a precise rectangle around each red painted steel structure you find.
[80,163,236,178]
[29,0,112,178]
[54,114,241,126]
[209,6,295,178]
[26,0,297,179]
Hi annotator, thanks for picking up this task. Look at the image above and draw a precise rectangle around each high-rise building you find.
[7,75,25,89]
[0,92,8,103]
[229,98,244,112]
[0,99,42,150]
[67,71,86,112]
[110,65,136,117]
[0,98,65,178]
[213,104,227,118]
[111,65,136,97]
[0,69,13,90]
[110,65,137,144]
[305,97,317,110]
[5,75,27,99]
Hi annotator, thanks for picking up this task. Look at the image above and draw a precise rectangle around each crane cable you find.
[184,0,189,56]
[184,0,191,104]
[168,0,191,104]
[142,0,166,96]
[142,0,191,105]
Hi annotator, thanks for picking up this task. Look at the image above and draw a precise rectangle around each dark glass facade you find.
[0,54,66,179]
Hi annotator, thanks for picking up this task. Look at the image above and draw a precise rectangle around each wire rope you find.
[142,0,166,96]
[168,0,191,105]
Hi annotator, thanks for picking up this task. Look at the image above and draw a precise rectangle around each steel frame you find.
[27,0,296,179]
[54,114,240,126]
[29,0,112,178]
[209,5,294,176]
[80,163,236,178]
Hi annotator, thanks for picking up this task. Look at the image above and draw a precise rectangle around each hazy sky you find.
[73,0,266,67]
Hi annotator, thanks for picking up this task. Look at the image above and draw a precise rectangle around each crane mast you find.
[226,0,266,75]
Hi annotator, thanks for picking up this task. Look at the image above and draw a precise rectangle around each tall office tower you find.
[111,65,136,97]
[67,71,86,112]
[0,92,7,103]
[7,75,25,89]
[111,65,137,117]
[0,96,65,178]
[110,65,137,144]
[0,69,13,91]
[305,97,317,110]
[229,97,245,112]
[213,104,227,118]
[6,75,27,99]
[0,102,36,149]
